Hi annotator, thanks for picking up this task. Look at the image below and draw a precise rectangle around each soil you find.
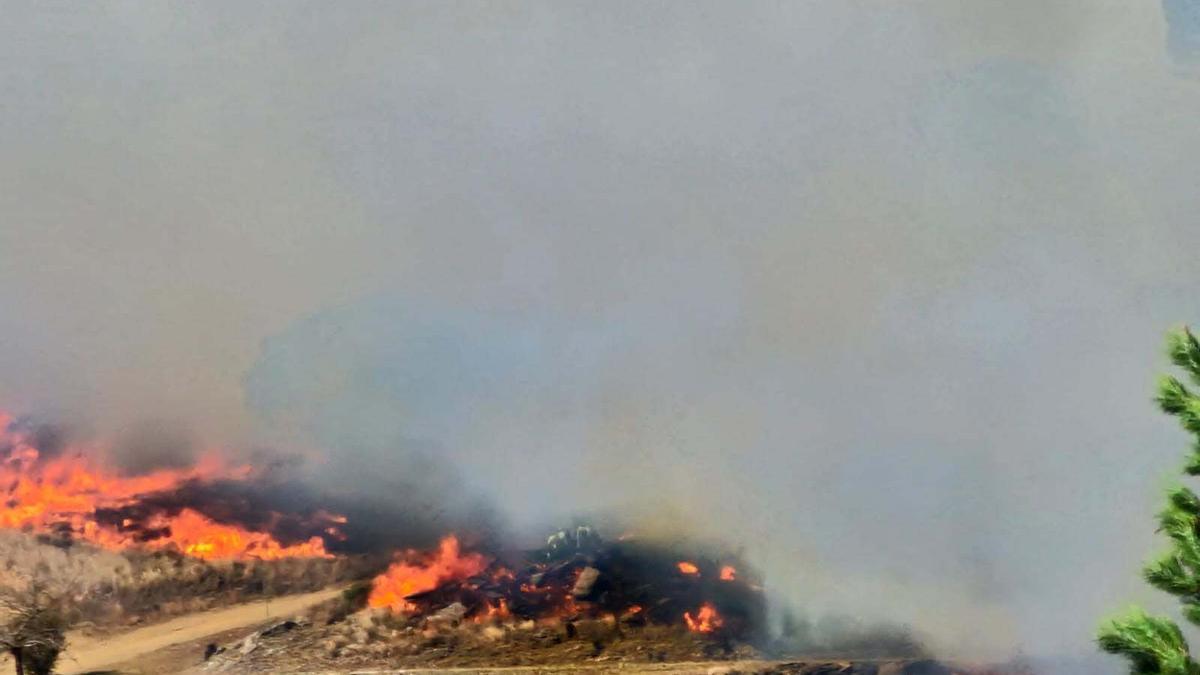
[55,587,343,674]
[20,587,1012,675]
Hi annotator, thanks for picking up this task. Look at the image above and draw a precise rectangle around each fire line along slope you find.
[197,527,1020,674]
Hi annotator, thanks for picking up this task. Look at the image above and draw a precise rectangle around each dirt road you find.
[57,587,344,674]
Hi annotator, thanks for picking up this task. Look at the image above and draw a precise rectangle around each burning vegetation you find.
[367,535,489,614]
[0,411,772,639]
[0,410,937,673]
[364,527,765,640]
[0,412,343,561]
[0,410,776,650]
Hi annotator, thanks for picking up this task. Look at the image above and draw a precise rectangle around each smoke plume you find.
[3,3,1200,668]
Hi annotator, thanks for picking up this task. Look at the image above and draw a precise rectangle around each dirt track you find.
[56,587,344,674]
[282,664,815,674]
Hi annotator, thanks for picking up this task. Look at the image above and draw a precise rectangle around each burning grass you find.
[201,597,963,675]
[196,530,933,672]
[205,603,764,672]
[359,530,767,641]
[0,409,937,672]
[0,412,346,562]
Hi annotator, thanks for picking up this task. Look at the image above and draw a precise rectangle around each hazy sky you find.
[3,1,1200,663]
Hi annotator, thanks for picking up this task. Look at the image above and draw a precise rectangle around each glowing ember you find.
[683,602,724,633]
[676,561,700,575]
[0,412,340,560]
[719,565,737,581]
[368,535,489,613]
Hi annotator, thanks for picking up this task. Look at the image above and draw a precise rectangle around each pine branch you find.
[1145,553,1200,596]
[1169,487,1200,516]
[1167,328,1200,386]
[1183,442,1200,477]
[1098,608,1200,675]
[1157,376,1200,436]
[1100,328,1200,673]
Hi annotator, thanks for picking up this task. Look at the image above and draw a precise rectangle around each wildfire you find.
[358,530,761,637]
[683,602,724,633]
[144,508,333,560]
[368,535,489,613]
[0,412,341,560]
[474,598,511,623]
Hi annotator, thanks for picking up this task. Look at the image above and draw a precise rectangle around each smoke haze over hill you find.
[3,2,1200,666]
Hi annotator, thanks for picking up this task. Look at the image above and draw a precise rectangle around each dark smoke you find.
[2,416,73,460]
[90,455,502,555]
[91,477,341,548]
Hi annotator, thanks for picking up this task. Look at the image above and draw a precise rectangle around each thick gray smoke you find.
[3,2,1200,667]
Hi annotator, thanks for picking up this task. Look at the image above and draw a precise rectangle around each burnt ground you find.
[98,612,1016,675]
[129,597,1028,675]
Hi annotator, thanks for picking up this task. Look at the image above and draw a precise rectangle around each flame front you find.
[0,412,339,560]
[683,602,724,633]
[364,535,760,636]
[368,535,489,613]
[148,508,333,560]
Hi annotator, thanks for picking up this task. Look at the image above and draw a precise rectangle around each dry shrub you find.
[0,576,72,675]
[0,531,370,629]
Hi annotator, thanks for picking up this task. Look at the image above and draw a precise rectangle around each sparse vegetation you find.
[326,579,372,624]
[0,529,372,632]
[0,579,69,675]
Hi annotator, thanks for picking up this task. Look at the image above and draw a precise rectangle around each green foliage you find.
[1183,441,1200,477]
[1145,552,1200,597]
[1167,330,1200,386]
[1159,376,1200,437]
[1168,487,1200,516]
[1098,609,1200,675]
[1099,327,1200,674]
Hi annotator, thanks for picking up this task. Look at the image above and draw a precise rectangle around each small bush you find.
[0,581,69,675]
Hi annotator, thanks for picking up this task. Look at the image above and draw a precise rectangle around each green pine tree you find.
[1099,327,1200,675]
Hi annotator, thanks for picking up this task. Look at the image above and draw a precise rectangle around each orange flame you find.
[474,598,511,623]
[719,565,736,581]
[0,412,340,560]
[676,561,700,575]
[683,602,724,633]
[368,535,489,613]
[149,509,333,560]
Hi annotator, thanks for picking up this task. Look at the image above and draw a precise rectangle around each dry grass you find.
[204,606,765,672]
[0,530,370,630]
